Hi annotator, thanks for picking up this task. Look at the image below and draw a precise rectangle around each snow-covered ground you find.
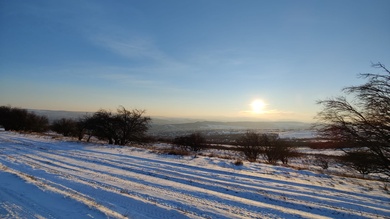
[278,130,317,139]
[0,132,389,219]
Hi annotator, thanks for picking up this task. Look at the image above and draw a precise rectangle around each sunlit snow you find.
[0,132,389,219]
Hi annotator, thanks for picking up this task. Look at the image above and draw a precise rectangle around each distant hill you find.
[29,109,312,132]
[149,121,312,134]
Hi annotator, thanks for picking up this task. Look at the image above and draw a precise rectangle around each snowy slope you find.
[0,132,389,219]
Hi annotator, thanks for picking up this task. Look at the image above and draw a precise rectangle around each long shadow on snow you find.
[0,158,194,219]
[2,155,290,219]
[3,140,389,205]
[81,148,390,202]
[53,149,388,212]
[3,138,388,218]
[1,144,272,218]
[32,149,389,218]
[80,153,390,216]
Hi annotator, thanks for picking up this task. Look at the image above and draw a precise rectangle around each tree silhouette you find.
[84,107,151,145]
[0,106,48,132]
[173,132,206,153]
[316,63,390,176]
[236,132,268,162]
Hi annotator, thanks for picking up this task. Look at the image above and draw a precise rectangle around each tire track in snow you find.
[1,143,385,219]
[2,146,377,219]
[1,146,202,218]
[2,151,272,218]
[2,144,329,219]
[1,132,389,218]
[2,148,259,218]
[43,147,390,218]
[0,165,126,219]
[0,158,197,219]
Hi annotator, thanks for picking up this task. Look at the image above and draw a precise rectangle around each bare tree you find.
[84,107,151,145]
[236,132,281,162]
[51,118,78,137]
[115,106,151,145]
[173,132,207,153]
[85,109,117,144]
[237,132,295,164]
[315,63,390,176]
[342,151,383,178]
[236,132,265,162]
[263,138,296,165]
[75,115,91,141]
[0,106,49,132]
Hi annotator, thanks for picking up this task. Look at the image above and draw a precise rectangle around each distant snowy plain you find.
[0,132,389,219]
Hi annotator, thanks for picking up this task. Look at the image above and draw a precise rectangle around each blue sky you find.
[1,0,389,122]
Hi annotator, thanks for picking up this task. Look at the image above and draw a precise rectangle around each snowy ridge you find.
[0,132,389,219]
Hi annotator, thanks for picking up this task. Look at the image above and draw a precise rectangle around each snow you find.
[278,130,317,139]
[0,132,389,219]
[296,147,345,156]
[0,171,108,219]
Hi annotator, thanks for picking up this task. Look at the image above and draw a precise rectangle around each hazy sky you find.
[1,0,389,122]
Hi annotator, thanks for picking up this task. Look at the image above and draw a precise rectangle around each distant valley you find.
[29,109,312,134]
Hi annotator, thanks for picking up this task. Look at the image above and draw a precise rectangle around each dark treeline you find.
[0,106,151,146]
[52,106,151,146]
[0,106,49,132]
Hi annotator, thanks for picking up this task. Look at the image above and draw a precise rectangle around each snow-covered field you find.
[0,132,389,219]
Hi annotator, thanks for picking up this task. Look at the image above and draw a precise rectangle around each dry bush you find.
[236,132,296,164]
[159,148,191,156]
[173,133,207,152]
[342,151,383,177]
[233,159,244,166]
[236,132,269,162]
[315,63,390,177]
[0,106,49,132]
[314,156,330,170]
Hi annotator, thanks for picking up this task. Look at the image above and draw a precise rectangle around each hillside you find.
[0,132,389,218]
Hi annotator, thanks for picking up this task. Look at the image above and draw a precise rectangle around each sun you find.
[250,99,266,114]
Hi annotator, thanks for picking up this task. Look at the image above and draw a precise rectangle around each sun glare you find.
[251,99,266,114]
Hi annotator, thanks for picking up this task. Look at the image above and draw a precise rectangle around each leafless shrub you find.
[173,133,207,153]
[159,148,191,156]
[342,151,383,177]
[314,156,330,170]
[51,118,79,137]
[83,106,151,145]
[263,139,297,165]
[315,63,390,177]
[236,132,269,162]
[0,105,49,132]
[233,159,243,166]
[236,131,296,164]
[382,183,389,192]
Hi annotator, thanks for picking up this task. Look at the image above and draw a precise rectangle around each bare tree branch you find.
[315,63,390,177]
